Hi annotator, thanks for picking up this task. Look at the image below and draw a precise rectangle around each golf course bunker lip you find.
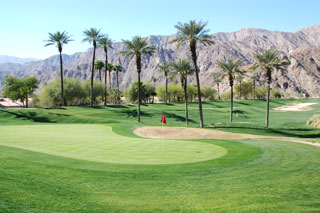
[134,127,320,147]
[273,102,317,111]
[0,124,227,165]
[134,126,268,140]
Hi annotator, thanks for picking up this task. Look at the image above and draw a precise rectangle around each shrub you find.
[307,115,320,128]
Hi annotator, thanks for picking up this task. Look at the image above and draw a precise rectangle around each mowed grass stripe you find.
[0,124,227,164]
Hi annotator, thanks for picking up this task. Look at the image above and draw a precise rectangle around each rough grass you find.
[307,114,320,128]
[0,98,320,212]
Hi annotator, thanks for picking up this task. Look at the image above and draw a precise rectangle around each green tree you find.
[254,49,290,127]
[3,76,38,108]
[98,35,113,106]
[234,81,253,100]
[109,88,121,104]
[44,31,72,106]
[38,79,85,107]
[217,59,243,122]
[213,73,222,100]
[120,36,156,122]
[235,73,245,100]
[201,86,217,101]
[170,20,214,128]
[157,62,171,104]
[82,28,102,106]
[107,63,114,89]
[114,64,122,90]
[94,60,105,82]
[170,59,194,126]
[82,80,104,105]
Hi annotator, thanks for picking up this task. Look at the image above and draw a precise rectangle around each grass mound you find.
[307,114,320,128]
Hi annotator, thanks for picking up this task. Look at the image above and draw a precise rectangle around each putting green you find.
[0,124,227,164]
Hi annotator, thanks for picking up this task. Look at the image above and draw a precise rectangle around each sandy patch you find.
[134,126,320,147]
[273,102,317,111]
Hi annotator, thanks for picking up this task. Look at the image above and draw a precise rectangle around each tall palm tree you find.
[120,36,155,122]
[157,62,171,104]
[217,59,243,123]
[170,59,194,126]
[44,31,72,106]
[213,73,222,100]
[107,63,114,89]
[94,60,105,82]
[82,28,102,106]
[114,64,122,90]
[254,49,290,127]
[98,35,113,106]
[170,20,214,128]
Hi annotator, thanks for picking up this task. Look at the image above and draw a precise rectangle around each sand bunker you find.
[274,102,317,111]
[134,126,320,147]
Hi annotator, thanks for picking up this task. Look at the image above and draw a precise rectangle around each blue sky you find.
[0,0,319,59]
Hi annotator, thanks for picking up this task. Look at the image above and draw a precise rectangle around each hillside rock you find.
[1,25,320,97]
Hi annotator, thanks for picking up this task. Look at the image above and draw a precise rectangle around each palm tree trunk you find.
[253,79,256,101]
[136,54,141,122]
[266,83,270,127]
[116,71,119,90]
[26,93,28,108]
[59,51,64,106]
[91,44,96,106]
[239,81,242,100]
[104,49,108,106]
[217,83,220,100]
[165,75,168,104]
[190,41,204,128]
[184,77,189,126]
[230,85,233,123]
[109,71,112,89]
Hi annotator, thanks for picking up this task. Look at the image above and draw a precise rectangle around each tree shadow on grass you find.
[165,112,196,123]
[117,109,152,118]
[3,111,56,123]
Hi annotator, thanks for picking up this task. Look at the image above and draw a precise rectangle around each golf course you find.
[0,99,320,212]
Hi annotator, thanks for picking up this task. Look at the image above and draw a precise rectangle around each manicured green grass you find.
[0,98,320,212]
[0,124,226,164]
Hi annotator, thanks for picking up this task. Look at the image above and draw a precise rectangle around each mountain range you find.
[0,25,320,97]
[0,55,38,64]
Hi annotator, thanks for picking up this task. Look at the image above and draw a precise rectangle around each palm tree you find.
[107,63,114,89]
[235,73,245,100]
[82,28,102,106]
[170,59,194,126]
[98,35,113,106]
[114,64,122,90]
[45,31,72,106]
[217,59,243,123]
[254,49,290,127]
[120,36,155,122]
[170,20,214,128]
[94,60,105,82]
[157,62,171,104]
[213,73,222,100]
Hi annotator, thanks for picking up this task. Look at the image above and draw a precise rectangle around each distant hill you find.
[0,55,38,64]
[1,25,320,97]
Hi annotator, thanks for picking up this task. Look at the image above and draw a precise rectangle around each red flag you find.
[161,112,167,124]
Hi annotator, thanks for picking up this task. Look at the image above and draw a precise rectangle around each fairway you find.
[1,99,320,212]
[0,124,226,164]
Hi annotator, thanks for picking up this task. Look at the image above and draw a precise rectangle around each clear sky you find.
[0,0,319,59]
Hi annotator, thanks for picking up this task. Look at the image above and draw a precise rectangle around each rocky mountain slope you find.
[0,55,38,64]
[1,25,320,97]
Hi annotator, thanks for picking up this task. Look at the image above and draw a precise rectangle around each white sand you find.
[274,102,317,111]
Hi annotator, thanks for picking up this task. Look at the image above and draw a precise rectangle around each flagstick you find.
[162,122,164,152]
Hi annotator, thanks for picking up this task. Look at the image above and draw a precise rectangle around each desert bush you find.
[201,86,216,101]
[307,115,320,128]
